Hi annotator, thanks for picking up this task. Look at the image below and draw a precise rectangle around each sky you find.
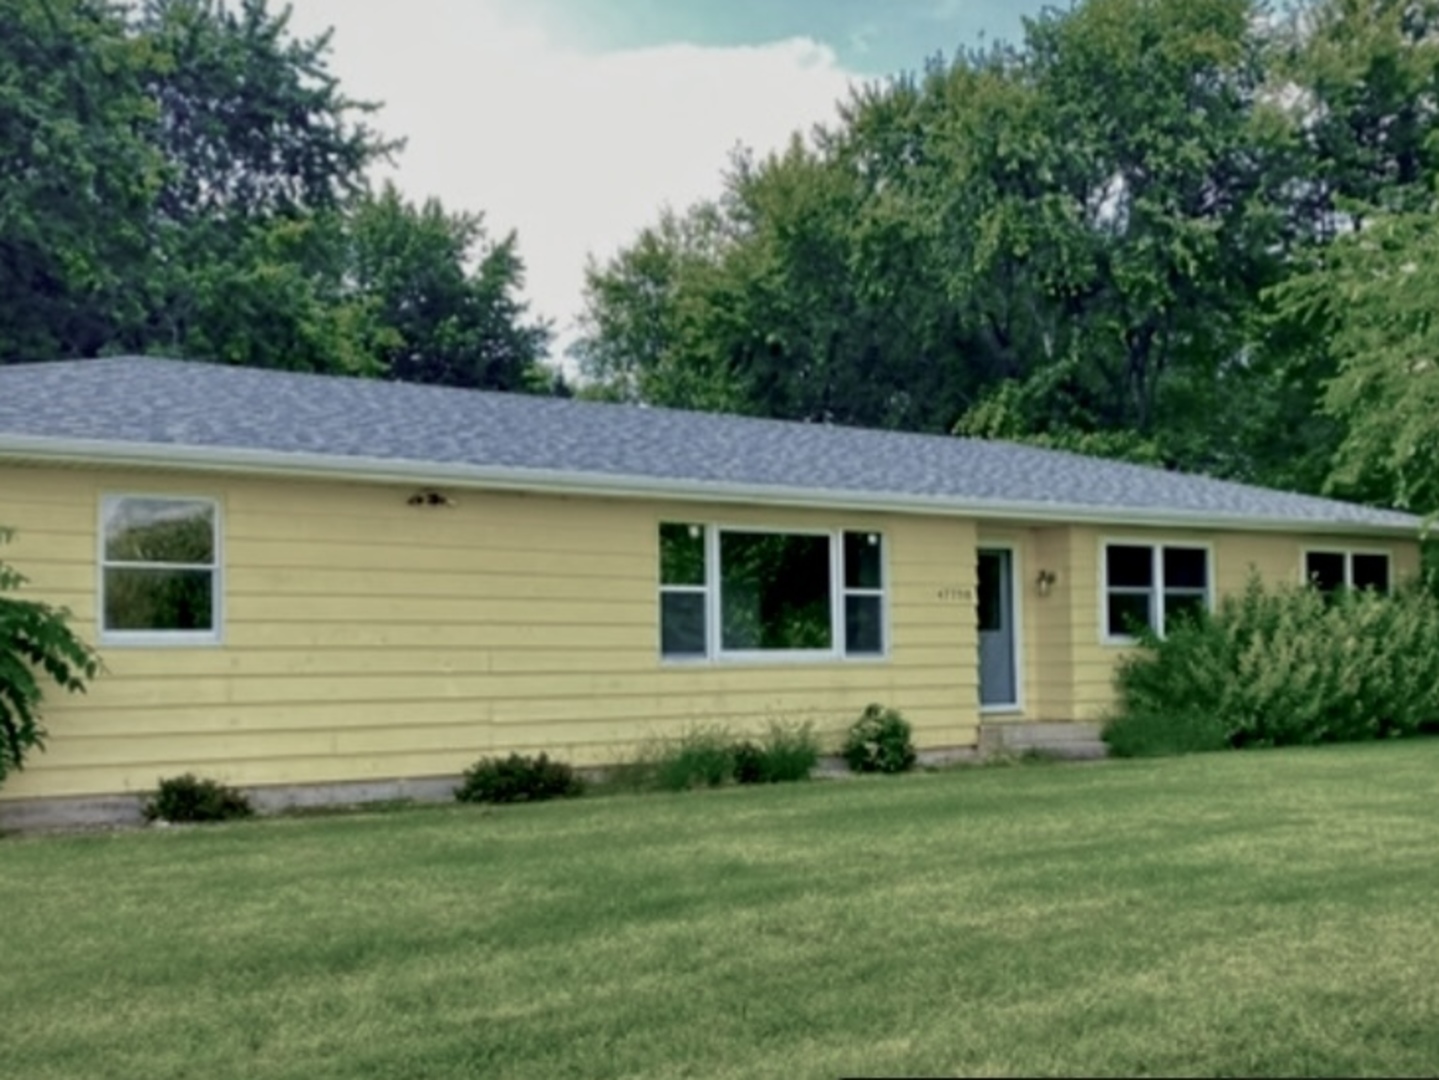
[283,1,1051,356]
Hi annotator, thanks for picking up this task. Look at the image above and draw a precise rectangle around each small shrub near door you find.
[842,704,917,774]
[455,753,585,804]
[144,774,254,823]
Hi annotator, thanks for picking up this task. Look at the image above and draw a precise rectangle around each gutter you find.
[0,433,1423,539]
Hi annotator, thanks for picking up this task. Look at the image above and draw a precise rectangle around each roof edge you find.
[0,434,1423,538]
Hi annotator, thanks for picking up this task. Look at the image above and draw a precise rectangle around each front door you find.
[978,549,1018,709]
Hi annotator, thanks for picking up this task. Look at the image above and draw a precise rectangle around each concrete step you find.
[980,721,1108,760]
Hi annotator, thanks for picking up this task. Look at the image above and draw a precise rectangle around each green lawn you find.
[6,743,1439,1079]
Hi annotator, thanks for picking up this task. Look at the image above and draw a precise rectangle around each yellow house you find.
[0,357,1422,824]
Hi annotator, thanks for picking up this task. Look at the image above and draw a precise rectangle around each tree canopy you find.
[574,0,1439,517]
[0,0,553,391]
[5,0,1439,515]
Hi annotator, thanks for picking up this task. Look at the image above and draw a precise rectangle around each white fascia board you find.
[0,434,1424,539]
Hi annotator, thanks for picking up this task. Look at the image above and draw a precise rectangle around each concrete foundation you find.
[979,721,1108,760]
[0,731,1102,832]
[0,774,464,833]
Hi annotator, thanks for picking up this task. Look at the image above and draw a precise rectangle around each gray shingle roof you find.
[0,356,1420,533]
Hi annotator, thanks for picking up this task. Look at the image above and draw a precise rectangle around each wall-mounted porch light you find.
[406,489,455,508]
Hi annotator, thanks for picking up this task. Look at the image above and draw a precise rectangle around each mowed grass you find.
[6,743,1439,1079]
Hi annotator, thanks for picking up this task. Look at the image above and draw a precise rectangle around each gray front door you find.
[978,549,1018,708]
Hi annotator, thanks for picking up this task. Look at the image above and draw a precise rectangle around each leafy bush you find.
[1105,577,1439,756]
[731,740,766,784]
[455,753,584,804]
[653,726,735,791]
[144,774,254,823]
[733,720,821,784]
[0,528,101,787]
[842,704,917,774]
[612,721,821,791]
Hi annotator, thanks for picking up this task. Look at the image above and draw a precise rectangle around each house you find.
[0,357,1422,824]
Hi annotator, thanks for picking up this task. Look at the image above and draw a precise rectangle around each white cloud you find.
[284,1,860,354]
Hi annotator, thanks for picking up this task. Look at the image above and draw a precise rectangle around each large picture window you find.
[101,496,220,643]
[1304,549,1390,595]
[659,524,885,661]
[1103,542,1210,640]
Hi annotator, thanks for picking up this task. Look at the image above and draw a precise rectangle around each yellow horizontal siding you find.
[2,461,1420,799]
[1,464,978,799]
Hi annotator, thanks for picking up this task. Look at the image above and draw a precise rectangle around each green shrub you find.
[1105,577,1439,756]
[455,753,584,804]
[0,528,101,787]
[730,720,821,784]
[144,774,254,823]
[842,704,916,774]
[653,725,735,791]
[732,740,766,784]
[611,721,821,791]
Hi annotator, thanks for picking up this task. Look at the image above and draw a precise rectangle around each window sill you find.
[661,653,890,668]
[1101,635,1143,648]
[99,632,223,649]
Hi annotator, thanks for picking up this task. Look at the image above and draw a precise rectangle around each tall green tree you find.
[134,0,388,225]
[348,185,551,391]
[0,0,557,392]
[944,0,1291,462]
[126,0,393,357]
[574,202,756,413]
[1278,0,1439,226]
[1272,202,1439,515]
[577,0,1295,472]
[0,0,160,363]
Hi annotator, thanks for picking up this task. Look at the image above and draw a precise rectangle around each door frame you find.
[977,544,1025,714]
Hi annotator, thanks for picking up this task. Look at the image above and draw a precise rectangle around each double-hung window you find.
[659,523,708,657]
[659,523,886,661]
[100,496,221,644]
[1103,542,1210,640]
[1304,549,1390,595]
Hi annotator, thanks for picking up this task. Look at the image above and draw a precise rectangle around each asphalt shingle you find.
[0,356,1420,531]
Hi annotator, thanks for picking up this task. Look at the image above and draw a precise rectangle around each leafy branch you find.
[0,528,101,784]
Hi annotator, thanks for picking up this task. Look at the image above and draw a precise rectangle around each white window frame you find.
[658,522,890,665]
[98,494,223,648]
[658,523,709,659]
[1100,539,1213,645]
[1301,547,1392,593]
[841,530,887,661]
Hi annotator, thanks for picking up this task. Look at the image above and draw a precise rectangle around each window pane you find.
[104,568,214,632]
[1106,545,1153,588]
[845,595,883,655]
[1107,592,1152,637]
[104,499,215,564]
[843,531,883,590]
[660,591,707,657]
[977,552,1004,632]
[1352,554,1390,592]
[659,523,705,586]
[1306,551,1346,593]
[720,532,833,651]
[1163,547,1207,590]
[1163,591,1207,628]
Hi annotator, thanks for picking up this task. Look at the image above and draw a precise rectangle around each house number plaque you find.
[936,586,974,602]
